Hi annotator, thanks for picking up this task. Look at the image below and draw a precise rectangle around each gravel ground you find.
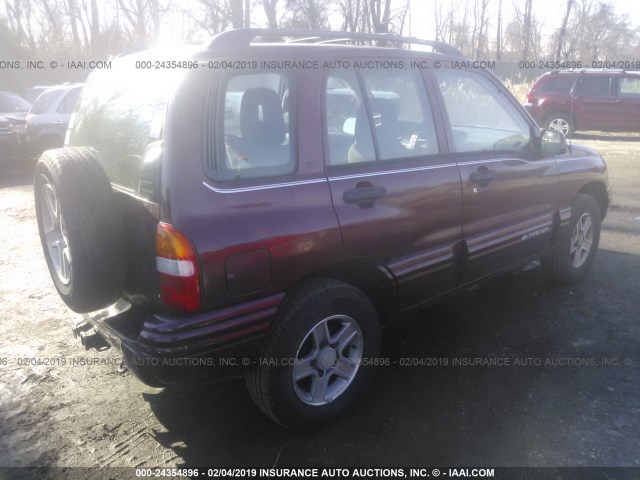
[0,134,639,474]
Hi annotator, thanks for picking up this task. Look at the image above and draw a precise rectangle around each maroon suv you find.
[525,69,640,136]
[34,29,610,430]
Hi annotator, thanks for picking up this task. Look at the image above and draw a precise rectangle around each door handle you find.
[343,185,387,206]
[469,169,497,186]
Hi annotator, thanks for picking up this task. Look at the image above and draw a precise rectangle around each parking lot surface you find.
[0,134,639,470]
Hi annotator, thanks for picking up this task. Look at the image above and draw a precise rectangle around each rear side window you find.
[210,71,294,181]
[618,77,640,97]
[324,67,438,166]
[57,88,81,114]
[542,76,576,94]
[31,90,60,114]
[574,77,610,97]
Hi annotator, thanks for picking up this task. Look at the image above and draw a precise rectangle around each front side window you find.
[435,69,532,154]
[574,77,610,97]
[325,66,438,166]
[543,76,576,94]
[215,72,294,181]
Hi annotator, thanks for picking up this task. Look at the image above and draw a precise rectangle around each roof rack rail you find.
[208,28,465,58]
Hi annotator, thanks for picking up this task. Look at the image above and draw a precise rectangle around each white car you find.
[26,84,82,152]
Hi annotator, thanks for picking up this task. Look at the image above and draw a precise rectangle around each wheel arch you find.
[578,181,609,219]
[284,259,398,324]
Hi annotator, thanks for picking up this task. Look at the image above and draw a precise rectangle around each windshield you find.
[0,93,31,113]
[31,90,63,114]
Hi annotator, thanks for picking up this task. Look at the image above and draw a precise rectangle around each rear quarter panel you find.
[162,64,346,312]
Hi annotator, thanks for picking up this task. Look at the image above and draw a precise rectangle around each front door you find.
[571,75,620,130]
[432,69,558,284]
[324,63,463,310]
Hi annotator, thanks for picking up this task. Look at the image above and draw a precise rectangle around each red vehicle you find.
[35,30,610,430]
[524,69,640,136]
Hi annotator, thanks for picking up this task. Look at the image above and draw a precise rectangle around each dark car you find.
[524,69,640,136]
[34,29,610,430]
[0,116,23,161]
[0,91,31,161]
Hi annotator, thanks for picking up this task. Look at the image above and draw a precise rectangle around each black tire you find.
[34,147,125,313]
[545,112,574,137]
[542,194,601,283]
[246,279,380,430]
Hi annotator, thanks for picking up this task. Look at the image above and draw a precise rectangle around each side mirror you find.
[540,129,568,156]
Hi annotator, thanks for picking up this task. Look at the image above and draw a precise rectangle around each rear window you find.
[68,62,182,192]
[206,71,295,182]
[542,76,576,94]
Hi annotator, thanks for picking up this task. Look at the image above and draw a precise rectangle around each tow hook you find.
[118,360,128,374]
[71,320,108,351]
[71,320,92,339]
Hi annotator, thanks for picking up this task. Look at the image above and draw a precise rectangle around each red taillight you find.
[527,92,537,104]
[156,222,201,312]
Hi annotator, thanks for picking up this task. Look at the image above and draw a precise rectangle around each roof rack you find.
[208,28,465,58]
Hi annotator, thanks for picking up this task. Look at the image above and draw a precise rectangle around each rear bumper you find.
[83,293,284,387]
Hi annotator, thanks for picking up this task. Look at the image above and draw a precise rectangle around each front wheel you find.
[246,279,380,430]
[542,194,601,283]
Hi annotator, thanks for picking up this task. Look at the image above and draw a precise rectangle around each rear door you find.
[432,68,558,285]
[324,62,463,310]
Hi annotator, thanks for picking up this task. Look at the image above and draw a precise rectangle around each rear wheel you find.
[246,279,380,430]
[34,147,125,312]
[545,113,573,137]
[542,194,601,283]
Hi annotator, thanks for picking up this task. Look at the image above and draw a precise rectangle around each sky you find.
[407,0,640,44]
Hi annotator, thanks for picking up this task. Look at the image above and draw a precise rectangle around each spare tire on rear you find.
[34,147,125,313]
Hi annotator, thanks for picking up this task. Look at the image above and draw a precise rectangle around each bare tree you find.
[522,0,532,58]
[335,0,366,32]
[553,0,573,60]
[262,0,278,28]
[562,0,635,60]
[496,0,502,60]
[369,0,391,33]
[282,0,330,29]
[4,0,37,49]
[472,0,490,60]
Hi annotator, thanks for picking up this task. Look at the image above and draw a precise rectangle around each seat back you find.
[240,88,286,146]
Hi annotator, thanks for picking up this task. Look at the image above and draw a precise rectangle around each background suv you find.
[26,84,82,153]
[34,29,609,430]
[525,69,640,136]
